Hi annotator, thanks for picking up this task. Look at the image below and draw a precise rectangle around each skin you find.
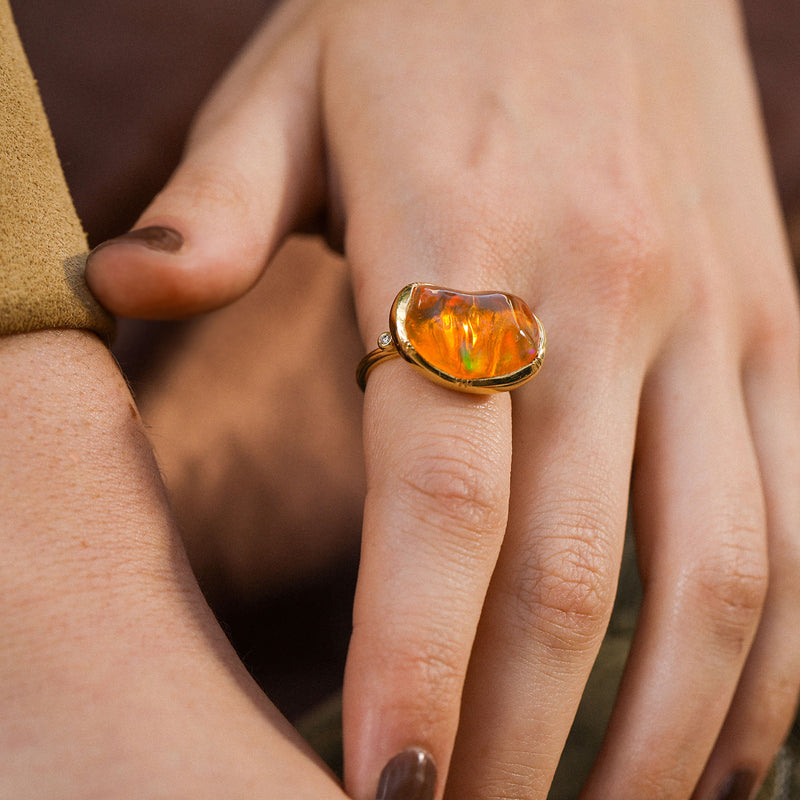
[84,0,800,798]
[0,330,349,799]
[134,237,366,600]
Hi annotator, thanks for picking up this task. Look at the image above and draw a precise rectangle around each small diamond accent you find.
[378,332,393,349]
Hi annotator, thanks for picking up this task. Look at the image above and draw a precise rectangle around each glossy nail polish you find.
[374,748,437,800]
[711,770,757,800]
[90,225,184,255]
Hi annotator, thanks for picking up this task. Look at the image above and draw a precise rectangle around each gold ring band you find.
[356,335,402,390]
[356,283,546,394]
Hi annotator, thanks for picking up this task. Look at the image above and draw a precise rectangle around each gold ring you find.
[356,283,546,393]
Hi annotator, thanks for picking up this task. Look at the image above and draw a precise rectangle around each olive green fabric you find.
[0,0,113,341]
[298,527,800,798]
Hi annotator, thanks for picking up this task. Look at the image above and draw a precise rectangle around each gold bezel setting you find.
[356,283,546,393]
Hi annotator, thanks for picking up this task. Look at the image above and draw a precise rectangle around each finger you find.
[692,323,800,799]
[581,331,769,798]
[85,3,325,319]
[344,355,513,800]
[443,336,642,800]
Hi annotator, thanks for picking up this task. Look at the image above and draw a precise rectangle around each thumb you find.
[86,13,324,319]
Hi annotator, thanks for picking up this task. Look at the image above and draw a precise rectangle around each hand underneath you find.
[0,330,347,800]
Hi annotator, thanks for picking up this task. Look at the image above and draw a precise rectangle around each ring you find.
[356,283,546,393]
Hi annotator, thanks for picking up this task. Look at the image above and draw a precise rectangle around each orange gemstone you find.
[397,285,543,383]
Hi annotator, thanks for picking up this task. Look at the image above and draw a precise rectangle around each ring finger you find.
[581,325,769,798]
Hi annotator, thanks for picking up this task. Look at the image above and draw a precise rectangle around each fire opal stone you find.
[401,285,541,381]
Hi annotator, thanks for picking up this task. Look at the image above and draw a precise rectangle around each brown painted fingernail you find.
[711,770,757,800]
[375,748,437,800]
[90,225,184,256]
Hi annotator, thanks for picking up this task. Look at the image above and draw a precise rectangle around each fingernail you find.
[375,748,437,800]
[90,225,184,256]
[711,770,757,800]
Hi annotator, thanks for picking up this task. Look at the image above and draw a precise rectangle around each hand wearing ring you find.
[83,1,800,798]
[356,283,546,393]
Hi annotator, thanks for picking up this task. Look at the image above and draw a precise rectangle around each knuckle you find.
[559,185,673,352]
[396,438,509,538]
[774,537,800,596]
[466,759,553,800]
[628,769,689,800]
[164,161,253,217]
[753,673,800,738]
[552,186,680,372]
[512,506,619,649]
[436,198,536,279]
[398,642,463,701]
[368,625,465,728]
[687,538,768,654]
[748,297,800,367]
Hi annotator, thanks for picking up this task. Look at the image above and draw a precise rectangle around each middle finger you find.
[444,323,644,800]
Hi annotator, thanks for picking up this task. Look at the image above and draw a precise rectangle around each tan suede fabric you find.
[0,0,113,341]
